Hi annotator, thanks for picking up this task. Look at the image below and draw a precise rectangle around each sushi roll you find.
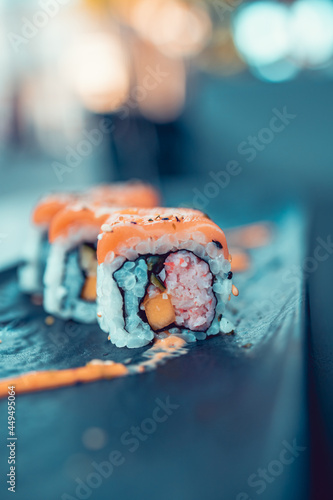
[18,193,78,294]
[44,203,133,323]
[97,208,234,348]
[88,181,160,208]
[19,182,160,295]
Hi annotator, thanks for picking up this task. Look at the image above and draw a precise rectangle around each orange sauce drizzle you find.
[0,336,188,399]
[230,250,251,273]
[226,223,272,249]
[0,362,128,398]
[227,223,273,273]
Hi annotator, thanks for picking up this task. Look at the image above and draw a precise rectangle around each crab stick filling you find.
[140,251,216,332]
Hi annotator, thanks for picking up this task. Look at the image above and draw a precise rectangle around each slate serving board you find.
[0,207,309,500]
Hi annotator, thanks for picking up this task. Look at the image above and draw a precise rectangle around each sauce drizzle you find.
[0,336,188,399]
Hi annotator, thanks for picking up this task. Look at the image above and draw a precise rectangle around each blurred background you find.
[1,0,333,266]
[1,0,333,263]
[0,0,332,274]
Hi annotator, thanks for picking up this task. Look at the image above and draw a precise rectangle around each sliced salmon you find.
[32,182,160,228]
[97,208,229,263]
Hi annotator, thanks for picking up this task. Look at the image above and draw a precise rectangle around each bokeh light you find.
[290,0,333,67]
[82,427,108,450]
[130,0,212,59]
[232,1,290,67]
[232,0,333,80]
[252,60,299,83]
[132,39,186,123]
[64,32,130,113]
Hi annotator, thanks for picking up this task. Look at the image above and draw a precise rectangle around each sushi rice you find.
[44,226,99,323]
[97,234,233,348]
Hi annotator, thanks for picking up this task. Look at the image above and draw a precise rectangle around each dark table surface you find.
[307,200,333,499]
[0,195,314,500]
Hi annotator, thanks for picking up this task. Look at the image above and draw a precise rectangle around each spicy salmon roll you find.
[44,203,122,323]
[19,182,160,294]
[88,181,160,208]
[97,208,235,348]
[18,192,79,294]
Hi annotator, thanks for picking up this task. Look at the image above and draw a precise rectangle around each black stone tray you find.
[0,208,309,500]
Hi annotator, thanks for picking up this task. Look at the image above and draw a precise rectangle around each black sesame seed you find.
[131,221,137,225]
[212,240,223,249]
[148,218,153,222]
[227,271,233,280]
[162,217,169,220]
[175,216,180,222]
